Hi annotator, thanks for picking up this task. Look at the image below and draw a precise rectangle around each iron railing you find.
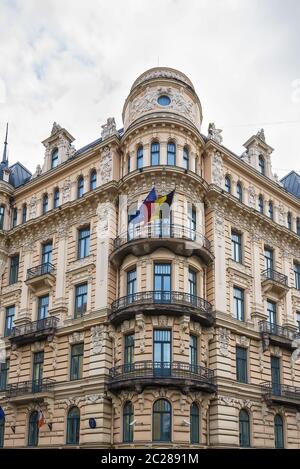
[6,378,55,398]
[10,316,59,340]
[111,290,212,314]
[259,320,296,341]
[261,268,288,287]
[109,361,215,385]
[27,262,55,280]
[114,223,211,252]
[261,381,300,401]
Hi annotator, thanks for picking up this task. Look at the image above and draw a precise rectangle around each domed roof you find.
[130,67,195,92]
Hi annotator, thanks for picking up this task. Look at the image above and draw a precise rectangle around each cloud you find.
[0,0,299,177]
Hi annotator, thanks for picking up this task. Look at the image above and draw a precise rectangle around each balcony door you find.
[264,248,273,271]
[153,329,171,377]
[267,300,277,333]
[187,205,196,240]
[42,242,52,270]
[154,263,171,303]
[271,356,281,396]
[32,352,44,392]
[127,269,136,304]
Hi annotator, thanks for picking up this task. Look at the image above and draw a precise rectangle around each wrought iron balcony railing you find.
[261,268,288,287]
[109,361,216,390]
[259,320,296,341]
[9,316,59,341]
[111,290,212,315]
[114,223,211,252]
[27,262,55,281]
[261,381,300,402]
[6,378,55,398]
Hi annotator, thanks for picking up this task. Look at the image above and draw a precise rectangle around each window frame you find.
[77,176,84,199]
[233,286,245,321]
[77,226,90,259]
[152,399,172,442]
[151,142,160,166]
[90,169,97,191]
[123,401,134,443]
[74,283,88,318]
[51,148,59,169]
[236,346,248,384]
[231,231,242,263]
[9,254,19,285]
[66,407,80,445]
[70,343,84,381]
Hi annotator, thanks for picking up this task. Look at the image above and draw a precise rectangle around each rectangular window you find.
[233,287,245,321]
[267,300,277,326]
[124,333,135,372]
[294,263,300,290]
[188,205,196,240]
[4,305,15,337]
[12,208,18,228]
[74,283,87,318]
[189,335,198,372]
[264,247,274,271]
[151,142,160,166]
[0,359,9,391]
[22,205,27,224]
[42,241,52,266]
[236,346,248,383]
[232,231,242,263]
[154,263,171,303]
[127,269,137,304]
[271,356,281,396]
[153,329,171,376]
[0,205,5,230]
[9,254,19,285]
[70,343,84,380]
[32,351,44,392]
[38,295,49,320]
[78,226,90,259]
[167,142,176,166]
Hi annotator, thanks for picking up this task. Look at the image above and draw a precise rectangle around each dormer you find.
[241,129,276,180]
[41,122,76,173]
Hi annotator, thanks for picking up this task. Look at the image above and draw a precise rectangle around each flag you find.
[128,187,157,225]
[150,189,175,222]
[0,406,5,420]
[37,409,45,428]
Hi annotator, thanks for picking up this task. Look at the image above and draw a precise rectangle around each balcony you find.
[26,262,56,292]
[261,381,300,407]
[6,378,55,404]
[9,317,59,346]
[108,361,216,394]
[259,320,298,351]
[261,269,289,297]
[109,291,213,326]
[110,223,214,267]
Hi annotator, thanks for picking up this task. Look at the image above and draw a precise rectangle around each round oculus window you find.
[157,95,171,106]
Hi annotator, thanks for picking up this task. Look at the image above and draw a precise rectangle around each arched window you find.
[137,145,143,170]
[51,148,59,169]
[190,403,200,444]
[183,146,189,170]
[224,175,231,193]
[258,195,264,214]
[12,207,18,228]
[90,169,97,191]
[151,142,160,166]
[127,155,131,173]
[42,194,48,214]
[274,414,284,448]
[287,211,292,230]
[22,204,27,224]
[239,409,250,447]
[153,399,171,442]
[0,416,4,448]
[53,188,60,209]
[123,401,134,443]
[66,407,80,445]
[297,217,300,236]
[269,201,274,220]
[167,141,176,166]
[77,176,84,199]
[236,182,243,202]
[259,155,265,175]
[0,205,5,230]
[28,411,39,447]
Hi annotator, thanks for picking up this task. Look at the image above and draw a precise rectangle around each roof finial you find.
[2,122,8,164]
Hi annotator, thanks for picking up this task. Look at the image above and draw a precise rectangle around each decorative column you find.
[160,141,167,166]
[144,142,150,168]
[250,232,265,322]
[213,210,226,314]
[15,242,33,325]
[282,247,295,328]
[52,221,69,316]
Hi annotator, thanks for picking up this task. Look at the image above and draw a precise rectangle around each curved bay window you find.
[151,142,160,166]
[167,141,176,166]
[28,411,39,447]
[123,401,134,443]
[190,403,200,444]
[274,414,284,449]
[66,407,80,445]
[153,399,171,442]
[90,169,97,191]
[183,146,189,170]
[137,145,143,169]
[77,176,84,199]
[239,409,250,447]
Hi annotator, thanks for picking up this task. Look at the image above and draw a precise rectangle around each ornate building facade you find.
[0,67,300,448]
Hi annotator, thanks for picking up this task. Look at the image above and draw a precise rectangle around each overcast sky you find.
[0,0,299,177]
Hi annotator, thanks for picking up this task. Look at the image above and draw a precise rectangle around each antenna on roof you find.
[2,122,8,164]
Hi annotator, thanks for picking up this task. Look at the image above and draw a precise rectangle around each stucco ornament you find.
[29,195,37,219]
[101,117,117,140]
[51,122,62,135]
[0,339,6,364]
[0,252,7,276]
[215,211,224,237]
[32,164,42,178]
[208,123,223,145]
[278,203,285,225]
[212,151,223,186]
[62,177,72,203]
[256,128,265,142]
[219,328,230,356]
[96,201,113,239]
[91,325,105,354]
[133,69,193,89]
[248,185,256,208]
[99,146,112,184]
